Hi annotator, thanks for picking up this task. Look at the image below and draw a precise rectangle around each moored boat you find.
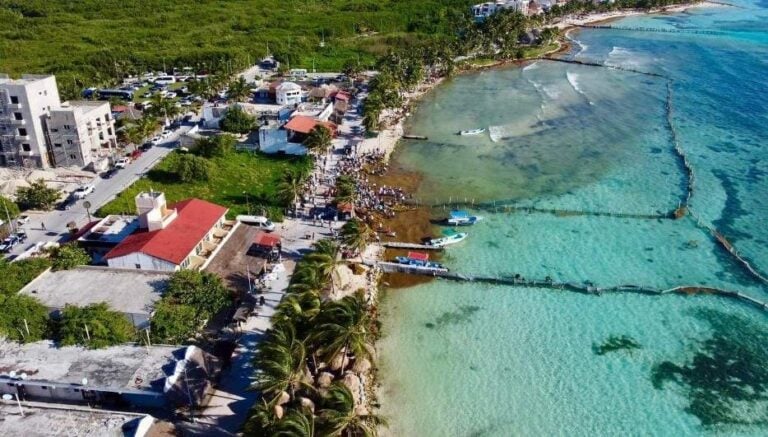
[445,210,483,226]
[458,128,485,136]
[427,229,468,247]
[394,251,446,269]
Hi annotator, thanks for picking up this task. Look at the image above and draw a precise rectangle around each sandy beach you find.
[556,0,723,30]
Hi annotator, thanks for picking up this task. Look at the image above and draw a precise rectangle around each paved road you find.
[8,122,197,258]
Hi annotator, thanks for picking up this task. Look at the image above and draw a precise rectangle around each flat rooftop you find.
[0,73,54,86]
[19,266,168,317]
[0,340,180,391]
[0,403,141,437]
[78,215,139,244]
[58,100,111,116]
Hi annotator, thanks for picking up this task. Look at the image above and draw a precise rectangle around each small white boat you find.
[459,128,485,136]
[428,230,468,247]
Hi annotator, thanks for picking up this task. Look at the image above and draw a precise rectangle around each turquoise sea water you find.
[378,2,768,435]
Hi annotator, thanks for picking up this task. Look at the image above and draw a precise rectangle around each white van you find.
[237,215,275,231]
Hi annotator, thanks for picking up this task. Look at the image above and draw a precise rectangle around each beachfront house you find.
[471,0,529,21]
[104,191,233,271]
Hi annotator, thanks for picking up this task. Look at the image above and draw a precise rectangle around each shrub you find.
[0,258,51,295]
[49,243,91,271]
[16,179,60,210]
[194,134,236,158]
[56,303,135,349]
[220,105,255,134]
[171,153,211,182]
[0,294,50,343]
[166,270,232,320]
[150,301,198,344]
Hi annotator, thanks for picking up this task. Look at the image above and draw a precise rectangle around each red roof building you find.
[105,192,229,271]
[284,115,337,136]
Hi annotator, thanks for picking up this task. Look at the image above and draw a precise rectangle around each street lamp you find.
[83,200,92,223]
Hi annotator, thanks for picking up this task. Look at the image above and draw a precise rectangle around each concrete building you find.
[104,191,233,271]
[0,74,60,168]
[0,340,221,411]
[19,266,169,328]
[275,81,303,106]
[47,100,117,169]
[0,74,116,170]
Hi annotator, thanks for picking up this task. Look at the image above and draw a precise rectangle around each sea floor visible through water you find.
[377,1,768,435]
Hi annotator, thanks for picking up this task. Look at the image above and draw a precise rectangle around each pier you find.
[379,263,768,312]
[403,134,428,140]
[382,242,443,251]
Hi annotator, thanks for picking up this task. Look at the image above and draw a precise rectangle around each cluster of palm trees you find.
[305,125,334,155]
[247,239,385,436]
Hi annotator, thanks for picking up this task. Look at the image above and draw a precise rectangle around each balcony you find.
[9,118,25,126]
[4,102,22,110]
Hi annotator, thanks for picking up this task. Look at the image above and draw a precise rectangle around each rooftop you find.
[105,198,228,265]
[78,215,140,244]
[0,404,140,437]
[19,266,168,317]
[0,340,179,391]
[0,74,55,86]
[284,115,336,135]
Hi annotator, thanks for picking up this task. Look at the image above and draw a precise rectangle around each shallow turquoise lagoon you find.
[378,1,768,435]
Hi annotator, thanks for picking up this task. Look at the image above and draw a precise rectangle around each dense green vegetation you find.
[245,239,384,436]
[97,144,312,220]
[0,293,50,342]
[48,244,92,271]
[55,303,137,349]
[15,179,61,211]
[150,270,233,343]
[0,258,51,295]
[0,0,472,99]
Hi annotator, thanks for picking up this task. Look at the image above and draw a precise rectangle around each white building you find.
[0,74,60,168]
[275,81,302,106]
[0,73,116,170]
[472,0,529,20]
[105,191,232,271]
[47,100,117,169]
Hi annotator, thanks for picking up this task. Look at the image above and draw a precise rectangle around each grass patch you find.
[97,150,311,220]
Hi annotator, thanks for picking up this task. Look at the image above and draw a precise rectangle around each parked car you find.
[73,183,96,200]
[141,92,152,99]
[16,214,30,226]
[115,157,131,168]
[101,168,119,179]
[0,234,21,252]
[236,215,275,231]
[165,92,177,99]
[140,142,153,151]
[131,149,143,160]
[56,196,76,210]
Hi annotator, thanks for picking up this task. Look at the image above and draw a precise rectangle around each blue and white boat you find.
[445,210,483,226]
[394,251,446,269]
[458,128,485,136]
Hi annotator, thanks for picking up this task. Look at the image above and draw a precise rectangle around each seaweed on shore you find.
[651,308,768,427]
[592,335,642,355]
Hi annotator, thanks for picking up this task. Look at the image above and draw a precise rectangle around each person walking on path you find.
[41,222,46,230]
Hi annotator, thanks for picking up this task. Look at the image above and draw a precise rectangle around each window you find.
[10,96,18,104]
[54,143,62,148]
[135,264,141,269]
[66,139,74,145]
[50,128,58,132]
[107,128,113,135]
[63,124,72,130]
[69,154,76,160]
[18,128,26,136]
[13,112,22,120]
[22,144,31,152]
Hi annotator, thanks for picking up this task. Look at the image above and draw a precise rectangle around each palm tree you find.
[227,76,251,102]
[274,289,321,328]
[318,382,387,437]
[334,175,357,206]
[304,125,333,154]
[339,219,374,255]
[148,94,181,125]
[313,239,340,258]
[310,291,373,372]
[274,409,316,437]
[252,322,312,402]
[277,168,306,214]
[244,397,280,436]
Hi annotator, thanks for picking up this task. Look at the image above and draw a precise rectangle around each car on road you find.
[101,168,119,179]
[115,157,131,168]
[73,183,96,199]
[0,235,20,253]
[16,214,30,226]
[56,196,76,210]
[140,142,153,151]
